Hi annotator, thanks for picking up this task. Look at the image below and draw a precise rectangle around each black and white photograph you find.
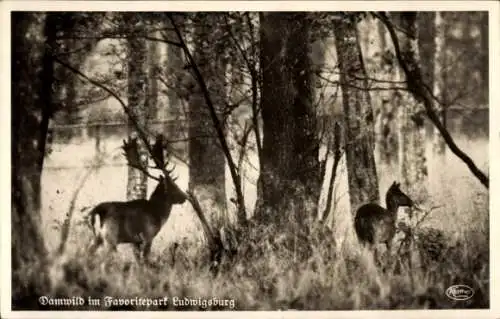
[2,1,497,316]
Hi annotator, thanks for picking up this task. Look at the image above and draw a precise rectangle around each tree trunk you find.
[480,12,488,105]
[189,15,227,228]
[417,12,436,90]
[166,17,186,139]
[125,14,149,200]
[148,31,160,122]
[432,12,447,154]
[254,12,321,225]
[333,15,380,214]
[376,19,399,166]
[58,39,92,125]
[395,13,428,198]
[12,12,55,302]
[52,13,99,125]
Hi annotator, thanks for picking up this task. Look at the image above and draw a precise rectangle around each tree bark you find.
[432,12,447,154]
[254,13,321,225]
[125,14,149,200]
[165,16,185,138]
[417,12,436,91]
[480,12,488,106]
[394,13,428,198]
[333,15,380,214]
[58,39,94,125]
[148,30,160,122]
[376,19,399,165]
[189,14,228,228]
[12,12,55,301]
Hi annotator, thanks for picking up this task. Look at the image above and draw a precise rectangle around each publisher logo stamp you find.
[445,285,474,301]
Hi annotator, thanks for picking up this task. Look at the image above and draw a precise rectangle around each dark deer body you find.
[88,176,186,261]
[88,135,188,262]
[354,181,413,252]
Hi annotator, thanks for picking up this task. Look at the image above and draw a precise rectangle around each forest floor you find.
[12,136,489,310]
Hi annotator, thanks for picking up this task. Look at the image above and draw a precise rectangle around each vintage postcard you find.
[1,1,498,318]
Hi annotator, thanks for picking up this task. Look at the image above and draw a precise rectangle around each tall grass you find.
[13,135,488,310]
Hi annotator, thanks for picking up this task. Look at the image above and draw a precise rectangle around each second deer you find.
[354,181,414,258]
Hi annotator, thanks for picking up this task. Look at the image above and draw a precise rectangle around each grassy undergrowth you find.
[12,210,489,310]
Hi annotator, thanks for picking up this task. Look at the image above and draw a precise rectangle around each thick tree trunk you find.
[12,12,55,302]
[395,13,428,198]
[189,15,227,228]
[254,13,321,225]
[126,15,149,200]
[432,12,447,154]
[333,16,380,214]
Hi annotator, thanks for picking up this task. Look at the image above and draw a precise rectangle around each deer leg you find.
[373,245,380,265]
[101,223,118,257]
[385,240,392,258]
[142,242,152,261]
[103,241,117,254]
[88,236,103,255]
[133,243,143,263]
[386,240,392,250]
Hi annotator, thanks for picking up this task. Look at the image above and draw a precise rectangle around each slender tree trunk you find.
[12,12,55,303]
[321,122,342,225]
[148,31,160,122]
[228,26,248,221]
[333,15,380,214]
[52,13,100,125]
[189,15,227,228]
[254,13,321,225]
[433,12,447,154]
[374,19,386,164]
[125,14,149,200]
[166,17,186,138]
[376,19,399,166]
[395,13,428,198]
[417,12,436,91]
[480,12,488,106]
[58,39,93,125]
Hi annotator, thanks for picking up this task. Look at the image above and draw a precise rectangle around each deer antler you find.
[122,137,160,181]
[151,134,178,177]
[152,133,166,167]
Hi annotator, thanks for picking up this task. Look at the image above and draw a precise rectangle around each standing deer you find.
[87,136,186,262]
[354,181,414,258]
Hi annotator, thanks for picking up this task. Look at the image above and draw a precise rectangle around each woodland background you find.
[11,11,489,310]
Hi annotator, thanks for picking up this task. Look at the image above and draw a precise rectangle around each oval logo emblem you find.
[446,285,474,301]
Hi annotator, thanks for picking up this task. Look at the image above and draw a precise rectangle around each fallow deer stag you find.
[87,135,186,262]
